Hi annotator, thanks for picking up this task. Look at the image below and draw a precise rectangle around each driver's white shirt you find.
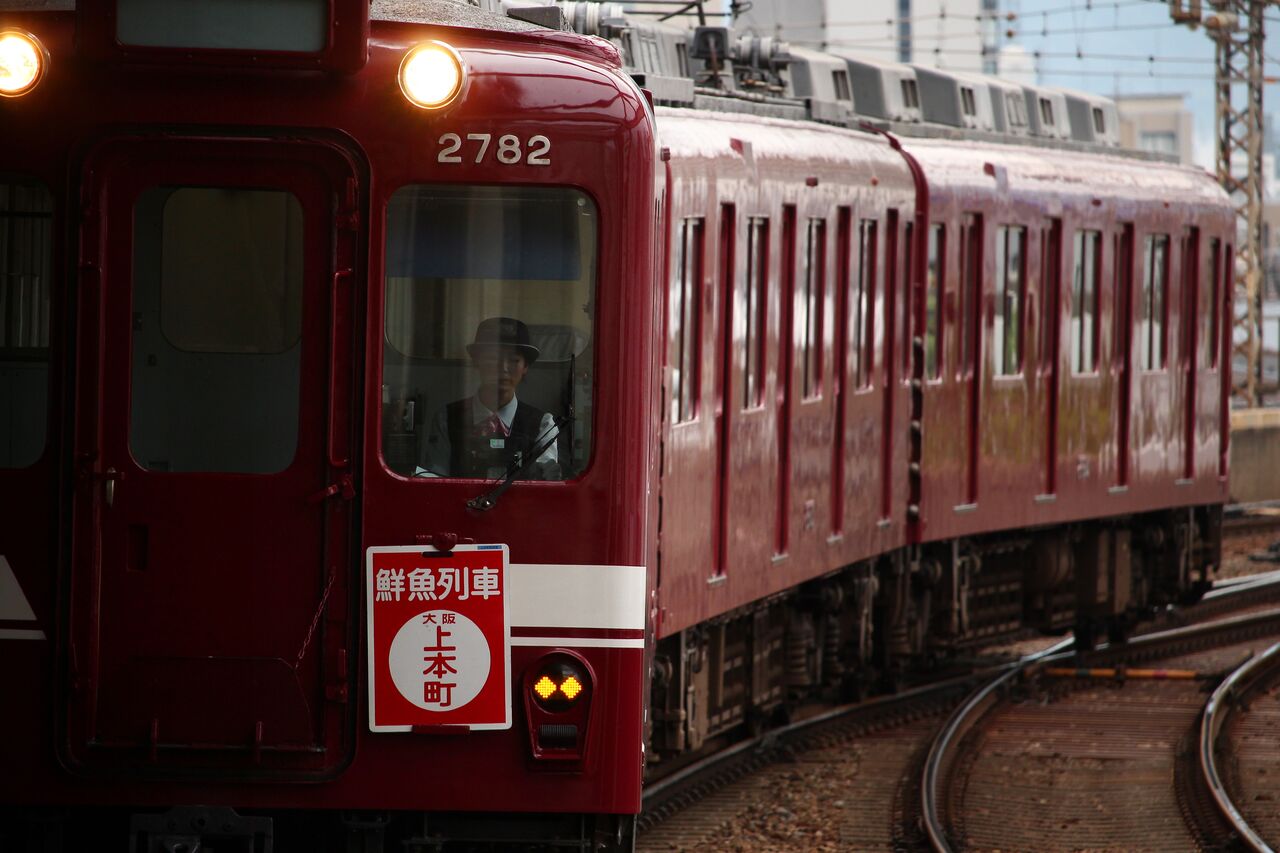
[414,394,558,478]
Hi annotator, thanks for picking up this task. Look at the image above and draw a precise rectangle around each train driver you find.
[414,316,560,480]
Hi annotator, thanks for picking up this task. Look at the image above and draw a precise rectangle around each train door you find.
[1040,219,1063,495]
[775,205,797,556]
[1182,227,1200,480]
[881,210,899,519]
[64,136,361,776]
[830,207,851,534]
[1115,224,1135,488]
[958,213,983,506]
[713,203,735,576]
[1219,242,1233,479]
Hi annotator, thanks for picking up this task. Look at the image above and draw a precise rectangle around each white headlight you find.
[399,41,464,110]
[0,30,46,98]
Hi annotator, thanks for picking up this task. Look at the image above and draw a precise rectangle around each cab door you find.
[64,136,361,777]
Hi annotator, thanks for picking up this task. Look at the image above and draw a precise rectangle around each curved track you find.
[633,573,1280,852]
[1200,640,1280,853]
[922,607,1280,852]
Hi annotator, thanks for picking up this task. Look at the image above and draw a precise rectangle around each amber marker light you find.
[533,675,558,701]
[398,41,464,110]
[529,659,591,712]
[0,30,47,98]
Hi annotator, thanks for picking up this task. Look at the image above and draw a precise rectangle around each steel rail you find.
[639,670,979,830]
[922,607,1280,852]
[640,582,1280,845]
[919,638,1074,851]
[1200,640,1280,853]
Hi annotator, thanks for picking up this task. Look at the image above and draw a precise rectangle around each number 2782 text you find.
[436,133,551,166]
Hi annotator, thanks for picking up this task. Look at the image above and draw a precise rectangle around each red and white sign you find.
[366,544,510,731]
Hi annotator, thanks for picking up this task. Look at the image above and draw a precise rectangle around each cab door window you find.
[0,178,53,469]
[130,186,303,473]
[382,185,598,480]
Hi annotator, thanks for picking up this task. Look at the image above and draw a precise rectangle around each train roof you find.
[460,1,1172,164]
[656,105,911,178]
[0,0,1182,165]
[903,135,1230,212]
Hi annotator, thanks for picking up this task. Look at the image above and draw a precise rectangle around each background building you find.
[735,0,995,73]
[1113,94,1195,165]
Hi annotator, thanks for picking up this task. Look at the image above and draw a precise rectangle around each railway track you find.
[637,673,980,850]
[1200,640,1280,852]
[1222,505,1280,577]
[636,572,1280,852]
[923,608,1280,852]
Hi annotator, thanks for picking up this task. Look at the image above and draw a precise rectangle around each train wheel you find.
[1106,614,1133,645]
[591,814,636,852]
[1073,618,1098,653]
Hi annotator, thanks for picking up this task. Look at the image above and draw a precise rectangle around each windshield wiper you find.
[466,413,571,512]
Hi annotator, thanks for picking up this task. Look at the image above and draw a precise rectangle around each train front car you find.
[0,1,658,850]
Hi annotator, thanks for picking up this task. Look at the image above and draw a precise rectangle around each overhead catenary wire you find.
[741,0,1279,85]
[771,0,1151,33]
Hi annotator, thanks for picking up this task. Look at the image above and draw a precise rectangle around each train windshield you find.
[381,185,598,481]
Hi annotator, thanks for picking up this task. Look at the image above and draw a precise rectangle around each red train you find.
[0,1,1231,850]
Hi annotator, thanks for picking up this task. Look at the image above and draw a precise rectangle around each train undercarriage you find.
[647,505,1222,764]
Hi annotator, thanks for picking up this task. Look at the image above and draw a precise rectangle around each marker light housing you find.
[399,41,464,110]
[0,30,47,98]
[529,658,590,713]
[523,651,596,763]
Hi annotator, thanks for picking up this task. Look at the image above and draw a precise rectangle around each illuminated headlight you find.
[529,659,591,712]
[0,30,47,98]
[398,41,464,110]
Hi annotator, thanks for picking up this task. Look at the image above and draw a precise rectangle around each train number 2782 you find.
[436,133,552,166]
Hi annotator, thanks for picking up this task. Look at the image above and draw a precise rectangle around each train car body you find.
[1,1,655,848]
[911,138,1232,542]
[0,1,1233,850]
[643,40,1231,759]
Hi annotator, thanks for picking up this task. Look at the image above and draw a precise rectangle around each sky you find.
[1000,0,1235,168]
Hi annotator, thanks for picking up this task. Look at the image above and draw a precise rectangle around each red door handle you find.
[308,474,355,504]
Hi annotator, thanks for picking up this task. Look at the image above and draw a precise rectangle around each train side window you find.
[0,178,53,469]
[958,213,982,378]
[801,218,825,399]
[995,225,1026,376]
[671,217,704,424]
[925,224,944,380]
[1141,234,1170,371]
[131,186,303,473]
[743,217,769,409]
[1206,238,1221,370]
[902,220,914,375]
[1071,229,1102,374]
[382,185,598,480]
[853,219,878,389]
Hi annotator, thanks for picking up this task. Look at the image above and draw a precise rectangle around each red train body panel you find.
[0,2,1233,849]
[0,5,657,836]
[906,139,1232,543]
[654,110,915,636]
